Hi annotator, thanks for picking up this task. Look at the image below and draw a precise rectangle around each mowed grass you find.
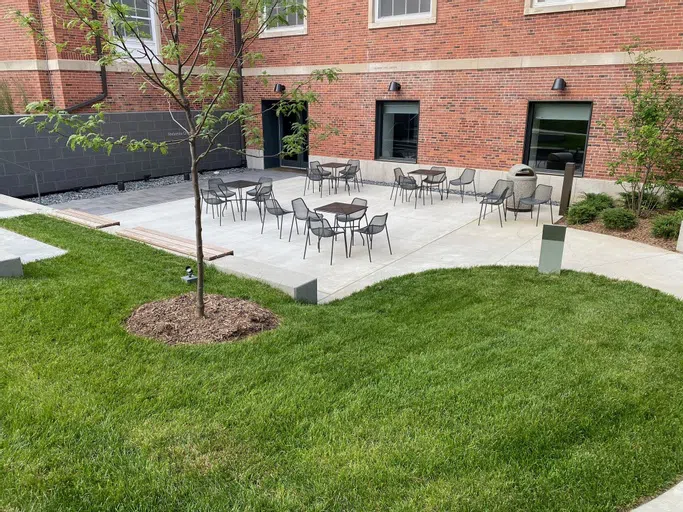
[2,215,683,511]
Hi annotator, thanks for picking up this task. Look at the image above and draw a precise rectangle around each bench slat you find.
[51,209,120,229]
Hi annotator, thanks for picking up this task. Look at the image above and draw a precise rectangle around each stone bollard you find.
[678,221,683,254]
[539,225,567,275]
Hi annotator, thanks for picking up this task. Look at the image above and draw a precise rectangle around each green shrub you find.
[665,188,683,210]
[651,211,683,239]
[583,193,615,212]
[601,208,638,231]
[567,202,598,225]
[620,191,661,212]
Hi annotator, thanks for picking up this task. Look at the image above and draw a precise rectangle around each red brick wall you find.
[248,0,683,67]
[244,63,683,181]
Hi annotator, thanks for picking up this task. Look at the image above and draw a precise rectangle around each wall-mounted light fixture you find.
[552,78,567,91]
[274,83,286,93]
[388,81,401,92]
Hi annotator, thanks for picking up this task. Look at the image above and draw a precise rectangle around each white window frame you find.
[111,0,161,57]
[261,0,308,39]
[369,0,437,30]
[524,0,626,15]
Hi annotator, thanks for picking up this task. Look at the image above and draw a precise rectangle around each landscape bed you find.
[1,215,683,511]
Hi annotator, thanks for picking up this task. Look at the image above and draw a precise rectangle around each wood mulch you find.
[559,215,678,252]
[126,293,279,345]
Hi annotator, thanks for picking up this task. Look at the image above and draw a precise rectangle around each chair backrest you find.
[460,168,476,184]
[534,184,553,202]
[343,165,359,177]
[291,197,311,220]
[431,166,446,172]
[347,159,360,173]
[256,181,273,197]
[308,216,333,236]
[393,168,405,183]
[369,213,388,227]
[309,161,321,170]
[264,197,282,214]
[308,162,323,179]
[399,175,416,187]
[207,178,224,190]
[201,189,219,202]
[490,179,512,199]
[258,177,273,185]
[351,198,368,208]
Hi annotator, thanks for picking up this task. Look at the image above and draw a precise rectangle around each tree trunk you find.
[189,138,205,317]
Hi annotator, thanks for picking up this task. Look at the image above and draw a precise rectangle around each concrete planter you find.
[678,221,683,253]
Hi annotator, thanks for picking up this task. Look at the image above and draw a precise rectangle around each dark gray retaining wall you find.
[0,111,243,197]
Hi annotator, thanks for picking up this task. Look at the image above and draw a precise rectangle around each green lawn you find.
[2,215,683,511]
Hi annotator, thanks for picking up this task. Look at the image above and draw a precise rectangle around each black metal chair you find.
[289,197,322,242]
[304,217,347,265]
[390,167,405,200]
[394,175,422,208]
[200,189,231,226]
[337,165,360,195]
[479,180,511,228]
[335,198,368,245]
[246,181,273,221]
[305,164,334,197]
[421,167,447,204]
[261,198,293,238]
[247,177,273,198]
[205,178,237,221]
[304,161,331,195]
[447,168,477,202]
[351,213,392,262]
[515,184,554,226]
[347,159,363,187]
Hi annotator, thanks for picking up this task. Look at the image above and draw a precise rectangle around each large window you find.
[525,0,626,15]
[114,0,158,53]
[263,0,306,37]
[524,102,592,176]
[375,101,419,162]
[378,0,431,19]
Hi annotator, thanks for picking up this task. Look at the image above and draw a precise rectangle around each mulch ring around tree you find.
[126,293,279,345]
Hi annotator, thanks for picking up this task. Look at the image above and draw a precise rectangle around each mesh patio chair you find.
[289,197,323,242]
[515,184,554,226]
[305,163,334,197]
[304,217,347,265]
[205,178,237,221]
[304,161,331,194]
[447,168,477,202]
[351,213,392,262]
[337,165,360,195]
[200,189,232,226]
[483,179,515,221]
[421,167,447,204]
[245,180,273,221]
[247,177,273,198]
[347,159,363,187]
[206,178,225,212]
[335,198,368,245]
[394,174,422,208]
[478,180,511,228]
[261,198,293,238]
[390,167,405,200]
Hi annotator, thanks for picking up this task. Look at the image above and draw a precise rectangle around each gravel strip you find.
[27,167,252,206]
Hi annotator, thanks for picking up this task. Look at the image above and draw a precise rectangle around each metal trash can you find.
[507,164,537,212]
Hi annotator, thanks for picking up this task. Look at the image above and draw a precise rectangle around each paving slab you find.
[0,228,67,263]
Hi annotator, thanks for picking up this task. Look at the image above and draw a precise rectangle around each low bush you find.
[583,193,615,212]
[665,188,683,210]
[567,202,598,225]
[651,211,683,240]
[601,208,638,231]
[620,191,661,212]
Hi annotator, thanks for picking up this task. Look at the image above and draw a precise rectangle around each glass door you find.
[279,103,308,169]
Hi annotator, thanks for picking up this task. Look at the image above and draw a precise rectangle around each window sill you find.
[368,14,436,30]
[524,0,626,15]
[375,157,418,164]
[260,26,308,38]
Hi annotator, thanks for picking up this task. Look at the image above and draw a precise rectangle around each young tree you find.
[604,45,683,217]
[13,0,338,316]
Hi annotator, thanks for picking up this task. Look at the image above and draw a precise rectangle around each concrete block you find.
[211,256,318,304]
[539,224,567,274]
[0,250,23,277]
[678,221,683,254]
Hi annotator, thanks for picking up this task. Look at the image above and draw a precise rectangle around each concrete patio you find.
[45,170,683,303]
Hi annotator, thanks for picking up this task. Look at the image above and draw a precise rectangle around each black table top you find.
[409,169,445,176]
[320,162,349,169]
[315,202,367,215]
[223,180,260,189]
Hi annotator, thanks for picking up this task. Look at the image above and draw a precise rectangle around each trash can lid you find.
[509,164,536,177]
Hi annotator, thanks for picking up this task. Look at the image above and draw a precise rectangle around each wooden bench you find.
[117,227,233,261]
[50,209,120,229]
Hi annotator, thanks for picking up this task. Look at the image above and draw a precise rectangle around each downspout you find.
[232,7,247,167]
[65,9,108,113]
[35,0,56,106]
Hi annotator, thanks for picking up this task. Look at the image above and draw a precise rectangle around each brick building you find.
[242,0,683,196]
[1,0,681,197]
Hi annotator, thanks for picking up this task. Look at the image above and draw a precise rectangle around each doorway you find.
[262,100,309,170]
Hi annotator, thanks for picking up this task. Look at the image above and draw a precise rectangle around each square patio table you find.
[315,202,367,216]
[409,169,445,178]
[223,179,260,220]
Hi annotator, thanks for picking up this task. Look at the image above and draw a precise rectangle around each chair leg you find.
[536,204,540,227]
[343,230,348,258]
[303,230,310,259]
[478,202,484,226]
[386,227,392,255]
[230,201,236,222]
[366,234,372,262]
[550,202,554,224]
[303,177,308,195]
[330,236,335,265]
[289,215,296,242]
[394,188,399,206]
[472,182,477,200]
[390,183,396,200]
[498,204,503,228]
[261,210,266,234]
